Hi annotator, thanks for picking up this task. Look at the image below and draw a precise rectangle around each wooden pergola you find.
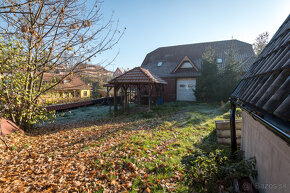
[104,67,167,113]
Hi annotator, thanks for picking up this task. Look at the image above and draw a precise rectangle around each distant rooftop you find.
[141,39,256,77]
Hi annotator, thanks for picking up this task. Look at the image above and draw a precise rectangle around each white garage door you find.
[177,78,196,101]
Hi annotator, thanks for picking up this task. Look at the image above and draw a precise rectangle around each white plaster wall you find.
[241,111,290,193]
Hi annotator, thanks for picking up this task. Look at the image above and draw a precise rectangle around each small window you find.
[188,84,193,88]
[180,84,185,88]
[180,62,193,68]
[157,62,163,67]
[83,91,87,97]
[217,58,223,63]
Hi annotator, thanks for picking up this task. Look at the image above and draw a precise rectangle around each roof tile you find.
[231,14,290,123]
[109,67,167,85]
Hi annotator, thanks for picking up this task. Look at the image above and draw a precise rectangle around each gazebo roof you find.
[108,67,167,85]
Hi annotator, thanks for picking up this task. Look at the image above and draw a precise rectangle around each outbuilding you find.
[230,15,290,193]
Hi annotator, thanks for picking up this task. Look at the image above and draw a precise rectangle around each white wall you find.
[241,111,290,193]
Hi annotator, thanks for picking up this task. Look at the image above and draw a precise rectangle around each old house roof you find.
[43,73,91,91]
[109,67,167,85]
[141,39,256,78]
[231,15,290,136]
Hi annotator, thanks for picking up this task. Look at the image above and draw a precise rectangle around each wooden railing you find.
[45,96,121,112]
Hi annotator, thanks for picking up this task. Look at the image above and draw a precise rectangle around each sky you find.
[92,0,289,71]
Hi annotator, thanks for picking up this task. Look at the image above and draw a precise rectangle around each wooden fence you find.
[45,97,121,112]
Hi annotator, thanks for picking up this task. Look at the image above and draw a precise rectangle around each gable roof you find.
[173,56,199,72]
[109,67,167,85]
[231,15,290,135]
[141,39,256,78]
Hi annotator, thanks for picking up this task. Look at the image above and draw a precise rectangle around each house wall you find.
[162,77,176,102]
[241,111,290,193]
[41,89,91,104]
[81,90,91,98]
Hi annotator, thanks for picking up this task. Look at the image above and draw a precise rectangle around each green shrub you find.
[182,150,257,193]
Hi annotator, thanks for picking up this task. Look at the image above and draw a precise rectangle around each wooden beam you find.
[113,86,118,114]
[137,85,141,105]
[123,86,128,112]
[230,102,237,157]
[154,84,158,106]
[162,85,165,104]
[129,87,131,104]
[148,84,152,111]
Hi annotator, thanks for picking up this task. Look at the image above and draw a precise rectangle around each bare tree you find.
[0,0,124,129]
[253,32,269,56]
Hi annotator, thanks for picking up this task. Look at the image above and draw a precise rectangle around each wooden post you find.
[148,84,152,111]
[230,102,237,157]
[120,87,123,110]
[106,87,109,104]
[128,86,131,112]
[162,85,165,104]
[107,87,112,112]
[137,85,141,105]
[129,87,131,104]
[114,86,118,114]
[123,86,128,113]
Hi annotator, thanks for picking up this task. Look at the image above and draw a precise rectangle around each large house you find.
[230,15,289,193]
[141,39,256,102]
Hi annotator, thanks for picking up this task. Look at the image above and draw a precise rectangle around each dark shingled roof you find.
[141,39,256,78]
[231,15,290,126]
[109,67,167,85]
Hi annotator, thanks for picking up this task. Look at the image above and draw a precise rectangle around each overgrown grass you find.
[3,101,239,192]
[93,102,232,192]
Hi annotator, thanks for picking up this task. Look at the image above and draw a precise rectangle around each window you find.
[217,58,223,63]
[180,84,185,88]
[180,62,193,68]
[157,62,163,67]
[83,91,87,97]
[188,84,193,88]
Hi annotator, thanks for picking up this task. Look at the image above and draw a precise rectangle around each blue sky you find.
[93,0,289,71]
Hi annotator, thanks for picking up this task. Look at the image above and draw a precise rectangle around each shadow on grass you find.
[181,119,229,168]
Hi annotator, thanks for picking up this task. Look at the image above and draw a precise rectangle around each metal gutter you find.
[232,100,290,145]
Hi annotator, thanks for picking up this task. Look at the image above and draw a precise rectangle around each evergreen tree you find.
[195,47,219,102]
[218,45,241,102]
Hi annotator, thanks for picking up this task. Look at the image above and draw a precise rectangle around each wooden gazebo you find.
[105,67,167,113]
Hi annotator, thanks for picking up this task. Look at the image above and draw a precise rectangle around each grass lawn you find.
[0,102,231,192]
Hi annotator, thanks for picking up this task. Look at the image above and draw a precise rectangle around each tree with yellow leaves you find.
[0,0,124,129]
